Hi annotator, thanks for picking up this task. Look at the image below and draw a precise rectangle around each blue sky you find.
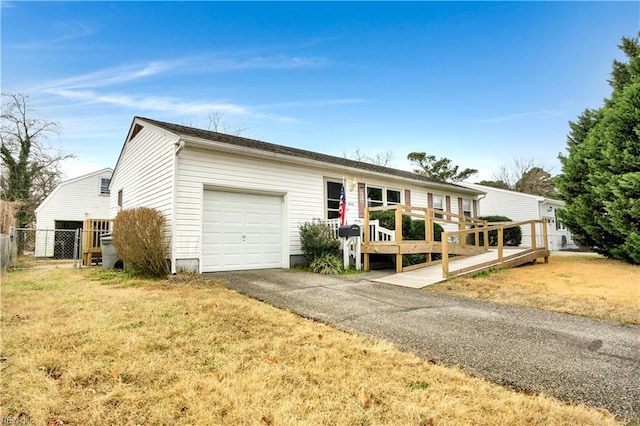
[2,1,638,181]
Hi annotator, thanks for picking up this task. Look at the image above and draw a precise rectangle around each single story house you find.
[34,168,113,257]
[110,117,484,273]
[457,182,579,251]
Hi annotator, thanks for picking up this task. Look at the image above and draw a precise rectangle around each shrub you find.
[310,253,344,275]
[370,211,443,241]
[474,215,522,247]
[299,220,340,261]
[112,207,170,278]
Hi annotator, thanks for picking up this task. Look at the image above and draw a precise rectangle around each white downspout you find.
[170,140,185,274]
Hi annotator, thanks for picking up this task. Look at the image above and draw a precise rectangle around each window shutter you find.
[458,197,463,215]
[358,182,366,218]
[404,189,411,207]
[473,199,478,217]
[428,192,433,209]
[445,196,451,212]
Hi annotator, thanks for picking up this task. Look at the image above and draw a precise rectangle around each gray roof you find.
[137,116,480,193]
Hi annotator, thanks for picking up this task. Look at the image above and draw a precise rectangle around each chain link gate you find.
[9,227,82,269]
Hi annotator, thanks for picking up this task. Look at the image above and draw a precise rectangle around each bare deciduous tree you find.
[207,110,247,136]
[1,93,73,226]
[345,148,395,167]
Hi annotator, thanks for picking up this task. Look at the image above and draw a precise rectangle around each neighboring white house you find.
[457,182,579,251]
[34,168,113,257]
[109,117,484,273]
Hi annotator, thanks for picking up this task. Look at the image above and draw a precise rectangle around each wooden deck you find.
[372,247,550,289]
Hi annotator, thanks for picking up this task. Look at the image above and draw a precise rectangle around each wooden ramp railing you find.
[362,204,490,273]
[442,220,549,279]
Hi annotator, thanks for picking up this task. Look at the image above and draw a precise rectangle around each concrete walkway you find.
[210,269,640,422]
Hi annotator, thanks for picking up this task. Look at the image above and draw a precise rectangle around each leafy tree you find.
[485,157,557,197]
[556,33,640,264]
[407,152,477,182]
[0,93,72,227]
[477,180,510,190]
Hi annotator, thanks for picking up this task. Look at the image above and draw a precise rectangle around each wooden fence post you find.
[395,204,403,273]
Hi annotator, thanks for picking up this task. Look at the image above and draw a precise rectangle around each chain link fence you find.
[4,228,110,270]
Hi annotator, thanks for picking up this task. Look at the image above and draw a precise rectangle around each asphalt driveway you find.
[209,269,640,421]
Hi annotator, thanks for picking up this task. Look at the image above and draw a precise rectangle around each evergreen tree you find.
[556,33,640,264]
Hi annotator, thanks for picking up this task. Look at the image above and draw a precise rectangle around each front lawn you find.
[426,254,639,324]
[0,267,621,425]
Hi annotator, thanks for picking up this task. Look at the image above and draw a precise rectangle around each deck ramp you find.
[372,248,544,289]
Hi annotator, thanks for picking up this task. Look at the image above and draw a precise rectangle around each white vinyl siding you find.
[34,169,113,257]
[109,126,175,222]
[458,183,578,250]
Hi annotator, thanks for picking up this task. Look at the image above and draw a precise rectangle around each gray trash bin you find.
[101,234,121,269]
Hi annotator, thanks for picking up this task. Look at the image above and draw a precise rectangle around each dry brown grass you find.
[428,254,640,324]
[0,267,623,425]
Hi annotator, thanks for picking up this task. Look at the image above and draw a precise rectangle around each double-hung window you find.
[367,186,402,207]
[462,198,472,217]
[100,178,111,195]
[326,181,342,219]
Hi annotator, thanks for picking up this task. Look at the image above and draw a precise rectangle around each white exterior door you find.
[202,190,282,272]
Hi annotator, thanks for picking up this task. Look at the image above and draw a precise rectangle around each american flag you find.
[338,184,347,226]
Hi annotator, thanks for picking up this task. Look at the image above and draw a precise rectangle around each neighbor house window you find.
[462,198,472,217]
[100,178,111,195]
[555,209,566,230]
[326,181,342,219]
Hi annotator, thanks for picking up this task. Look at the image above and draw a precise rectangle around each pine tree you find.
[556,33,640,264]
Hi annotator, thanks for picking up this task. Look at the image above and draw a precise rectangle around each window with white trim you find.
[326,181,342,219]
[386,189,401,205]
[433,194,444,218]
[462,198,472,217]
[100,178,111,195]
[367,186,402,207]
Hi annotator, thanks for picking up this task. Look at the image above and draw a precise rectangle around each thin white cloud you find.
[11,19,94,49]
[48,89,251,116]
[479,109,563,123]
[37,61,180,91]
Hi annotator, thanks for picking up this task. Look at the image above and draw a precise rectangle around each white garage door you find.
[202,190,282,272]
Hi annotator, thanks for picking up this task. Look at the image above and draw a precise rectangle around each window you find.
[432,194,444,210]
[386,189,401,205]
[462,198,472,217]
[433,194,444,219]
[367,186,384,207]
[366,186,401,207]
[117,189,123,209]
[326,181,342,219]
[555,209,566,230]
[100,178,111,195]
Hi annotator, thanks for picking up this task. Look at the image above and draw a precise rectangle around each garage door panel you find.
[202,190,283,272]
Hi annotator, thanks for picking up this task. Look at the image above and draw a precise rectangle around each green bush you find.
[112,207,170,278]
[370,211,443,241]
[370,211,444,267]
[310,253,344,275]
[474,215,522,247]
[299,220,340,261]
